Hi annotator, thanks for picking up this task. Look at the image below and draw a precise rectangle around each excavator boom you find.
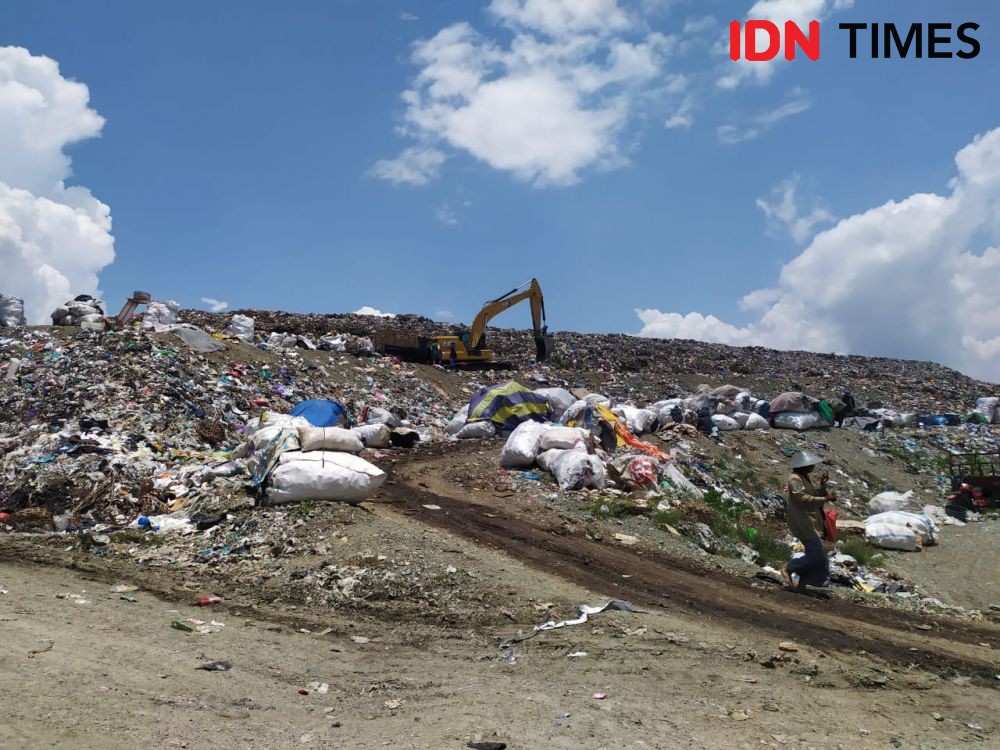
[467,278,553,362]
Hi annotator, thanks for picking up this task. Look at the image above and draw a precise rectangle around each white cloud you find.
[756,173,834,242]
[717,89,810,143]
[400,12,419,22]
[200,297,229,312]
[717,0,853,90]
[0,46,115,324]
[434,205,458,225]
[434,308,455,320]
[665,93,695,129]
[636,127,1000,382]
[368,146,446,186]
[354,306,396,318]
[375,2,676,187]
[683,16,717,35]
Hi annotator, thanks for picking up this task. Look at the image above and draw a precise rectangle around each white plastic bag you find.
[364,407,401,428]
[551,451,606,490]
[250,422,307,452]
[662,462,704,497]
[500,421,547,468]
[866,511,936,544]
[266,451,386,504]
[559,400,589,426]
[533,388,576,419]
[143,300,180,329]
[620,406,658,435]
[224,314,255,342]
[865,522,918,551]
[773,411,819,431]
[583,393,610,406]
[711,414,740,431]
[539,426,591,451]
[744,413,770,430]
[868,490,921,514]
[455,421,496,440]
[298,426,364,454]
[351,423,392,448]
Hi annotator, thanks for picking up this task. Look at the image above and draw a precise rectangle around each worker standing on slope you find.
[449,342,458,370]
[779,451,835,591]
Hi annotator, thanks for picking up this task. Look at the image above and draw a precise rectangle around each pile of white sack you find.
[141,300,182,331]
[0,294,26,327]
[974,396,1000,424]
[864,510,937,551]
[224,314,255,343]
[51,296,106,327]
[243,412,388,504]
[500,420,605,490]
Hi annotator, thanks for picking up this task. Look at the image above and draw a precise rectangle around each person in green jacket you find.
[780,451,836,590]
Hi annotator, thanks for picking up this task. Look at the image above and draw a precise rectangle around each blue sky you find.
[1,1,999,379]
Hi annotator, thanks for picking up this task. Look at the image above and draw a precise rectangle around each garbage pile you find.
[0,322,462,532]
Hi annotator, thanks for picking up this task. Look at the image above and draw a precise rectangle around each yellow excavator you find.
[431,278,553,367]
[373,278,553,368]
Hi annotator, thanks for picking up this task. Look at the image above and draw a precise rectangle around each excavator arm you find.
[468,278,554,362]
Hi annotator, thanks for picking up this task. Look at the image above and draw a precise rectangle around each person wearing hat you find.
[780,451,836,590]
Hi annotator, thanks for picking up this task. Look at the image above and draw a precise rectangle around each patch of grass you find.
[748,534,790,566]
[590,496,631,519]
[839,537,883,567]
[653,507,683,528]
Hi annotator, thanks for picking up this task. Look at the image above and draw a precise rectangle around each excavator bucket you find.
[535,334,555,362]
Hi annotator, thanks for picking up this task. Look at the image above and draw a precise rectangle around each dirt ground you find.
[3,444,1000,750]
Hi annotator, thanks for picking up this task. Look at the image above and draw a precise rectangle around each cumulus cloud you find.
[718,0,854,90]
[636,127,1000,382]
[717,88,810,143]
[375,1,678,186]
[354,306,396,318]
[0,46,115,323]
[434,205,458,225]
[756,173,834,242]
[200,297,229,312]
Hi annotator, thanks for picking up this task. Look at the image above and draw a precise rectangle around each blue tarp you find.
[290,399,347,427]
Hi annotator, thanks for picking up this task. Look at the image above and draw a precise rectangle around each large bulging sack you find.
[868,490,920,514]
[0,294,26,327]
[583,393,610,406]
[225,314,255,342]
[500,420,547,468]
[143,300,180,329]
[744,413,769,430]
[865,522,918,551]
[266,451,386,504]
[769,391,812,414]
[865,511,936,544]
[363,407,401,428]
[974,396,1000,424]
[539,426,591,451]
[536,447,567,473]
[559,399,589,426]
[711,414,740,431]
[773,411,820,431]
[455,421,496,440]
[298,426,364,453]
[250,421,309,452]
[351,423,392,448]
[710,384,742,399]
[551,450,606,490]
[533,388,576,419]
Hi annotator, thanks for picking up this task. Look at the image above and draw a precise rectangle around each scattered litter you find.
[499,600,664,649]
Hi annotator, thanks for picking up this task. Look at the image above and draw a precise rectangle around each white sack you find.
[225,314,255,342]
[868,490,921,514]
[865,511,936,544]
[143,300,180,329]
[536,447,568,473]
[318,334,347,351]
[455,421,496,440]
[250,423,305,453]
[583,393,610,406]
[364,407,401,428]
[620,406,658,435]
[551,450,606,490]
[298,426,364,454]
[773,411,820,431]
[445,405,469,436]
[559,399,589,426]
[711,414,740,431]
[500,421,547,468]
[865,522,918,551]
[266,451,386,504]
[533,388,576,419]
[662,462,704,497]
[351,423,392,448]
[745,413,770,430]
[539,426,591,451]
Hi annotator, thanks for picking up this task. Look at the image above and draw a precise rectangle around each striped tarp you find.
[466,380,551,431]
